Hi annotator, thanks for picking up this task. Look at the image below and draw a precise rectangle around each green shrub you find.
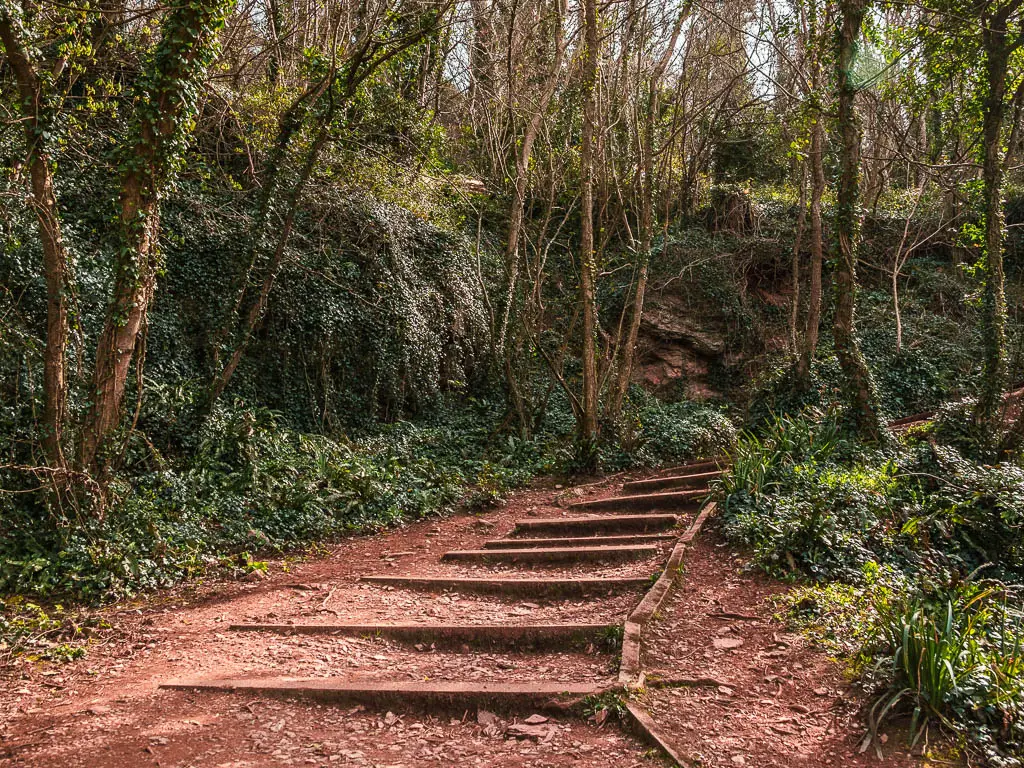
[723,463,901,581]
[719,410,906,580]
[600,394,737,470]
[721,409,844,498]
[783,560,909,662]
[904,445,1024,577]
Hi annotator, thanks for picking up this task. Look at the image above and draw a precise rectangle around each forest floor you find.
[0,474,941,768]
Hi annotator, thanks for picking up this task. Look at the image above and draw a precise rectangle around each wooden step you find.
[622,470,722,494]
[512,513,679,537]
[357,575,649,596]
[161,678,610,712]
[655,458,728,477]
[567,488,706,513]
[441,544,659,564]
[228,622,618,650]
[483,533,676,549]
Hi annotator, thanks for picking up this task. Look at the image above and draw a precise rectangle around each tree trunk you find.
[577,0,600,467]
[798,116,824,382]
[208,125,331,404]
[468,0,496,122]
[79,0,232,473]
[0,13,71,470]
[789,160,807,356]
[833,0,885,443]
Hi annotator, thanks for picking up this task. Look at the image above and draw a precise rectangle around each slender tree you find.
[577,0,600,466]
[611,1,691,416]
[0,5,72,470]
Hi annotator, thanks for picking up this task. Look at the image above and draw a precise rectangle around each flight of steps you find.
[163,457,726,727]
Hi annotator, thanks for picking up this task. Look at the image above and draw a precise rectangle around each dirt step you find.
[357,575,650,596]
[227,622,619,650]
[622,470,722,494]
[567,489,706,513]
[483,533,676,549]
[161,678,611,712]
[441,544,659,564]
[512,514,679,537]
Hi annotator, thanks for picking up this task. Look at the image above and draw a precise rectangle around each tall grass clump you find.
[865,583,1024,764]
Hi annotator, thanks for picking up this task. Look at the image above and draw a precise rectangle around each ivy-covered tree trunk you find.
[79,0,234,473]
[975,0,1021,433]
[205,5,453,413]
[833,0,885,443]
[0,9,71,470]
[577,0,600,467]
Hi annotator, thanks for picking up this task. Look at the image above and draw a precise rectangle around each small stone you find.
[523,714,549,725]
[731,756,746,766]
[713,637,744,650]
[506,723,553,740]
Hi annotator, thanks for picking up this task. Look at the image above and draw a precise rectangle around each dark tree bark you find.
[789,160,807,356]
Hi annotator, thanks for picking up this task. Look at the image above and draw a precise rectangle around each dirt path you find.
[1,469,930,767]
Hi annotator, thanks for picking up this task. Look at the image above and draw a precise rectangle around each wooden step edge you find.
[355,575,651,596]
[160,677,615,713]
[567,489,707,511]
[226,622,619,649]
[622,470,722,492]
[440,544,660,562]
[482,533,677,549]
[513,513,679,528]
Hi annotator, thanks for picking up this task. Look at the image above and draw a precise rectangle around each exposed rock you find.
[640,299,726,356]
